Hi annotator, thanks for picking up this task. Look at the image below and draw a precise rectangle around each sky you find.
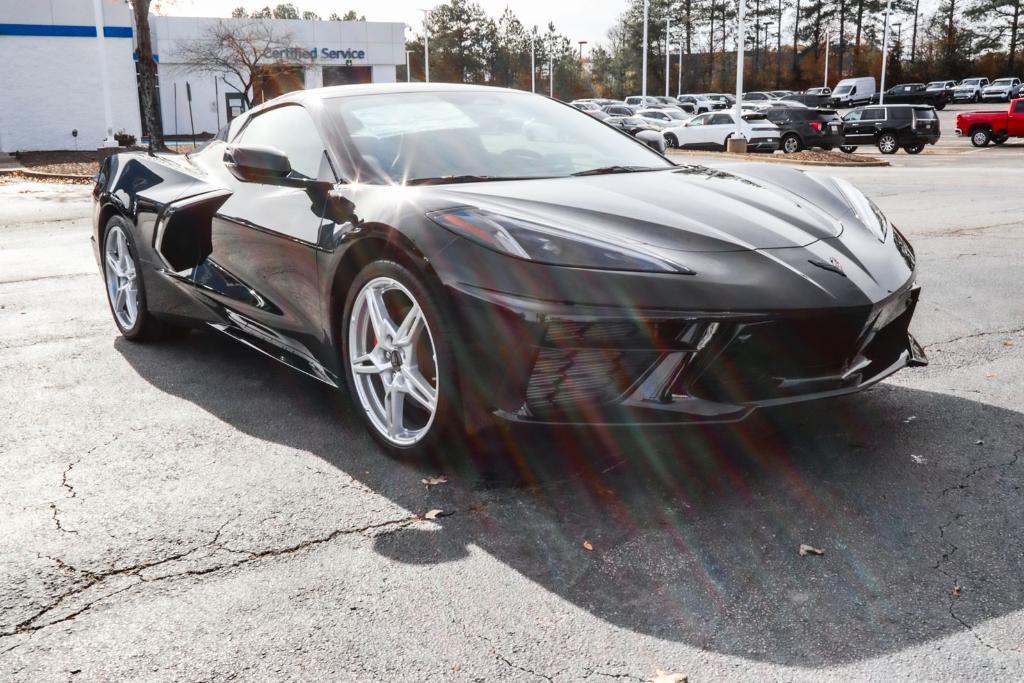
[156,1,625,48]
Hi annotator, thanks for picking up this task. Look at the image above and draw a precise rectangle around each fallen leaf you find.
[421,475,448,487]
[951,586,962,598]
[903,415,917,424]
[582,540,594,551]
[911,454,927,464]
[799,544,825,556]
[423,509,443,520]
[976,439,984,446]
[1004,340,1014,347]
[648,670,688,683]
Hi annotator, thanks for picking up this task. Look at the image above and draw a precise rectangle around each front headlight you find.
[427,207,692,273]
[831,177,890,243]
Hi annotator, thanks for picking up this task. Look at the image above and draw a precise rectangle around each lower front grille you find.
[526,348,659,412]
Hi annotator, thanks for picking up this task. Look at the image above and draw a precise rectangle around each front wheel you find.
[904,143,925,155]
[665,133,679,148]
[971,128,991,147]
[102,216,184,341]
[342,260,456,456]
[973,93,981,103]
[781,134,803,154]
[839,145,858,154]
[877,133,899,154]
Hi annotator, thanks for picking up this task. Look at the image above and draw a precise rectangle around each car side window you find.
[238,105,328,180]
[844,109,863,122]
[710,114,733,126]
[1014,101,1024,113]
[687,114,708,127]
[862,107,885,121]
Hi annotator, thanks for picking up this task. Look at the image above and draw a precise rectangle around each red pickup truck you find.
[956,98,1024,146]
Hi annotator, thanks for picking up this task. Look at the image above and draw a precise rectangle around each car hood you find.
[433,165,852,252]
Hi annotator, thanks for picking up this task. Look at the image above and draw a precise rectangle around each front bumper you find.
[448,280,926,428]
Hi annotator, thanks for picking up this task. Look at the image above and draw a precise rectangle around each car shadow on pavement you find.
[117,330,1024,667]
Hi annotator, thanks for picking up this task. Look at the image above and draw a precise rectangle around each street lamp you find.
[879,0,893,104]
[823,30,832,88]
[734,0,746,147]
[417,8,431,83]
[664,15,671,98]
[405,50,413,82]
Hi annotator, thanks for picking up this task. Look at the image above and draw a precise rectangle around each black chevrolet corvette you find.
[92,83,926,454]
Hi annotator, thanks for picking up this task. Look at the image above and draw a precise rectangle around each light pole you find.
[678,31,684,97]
[530,28,536,93]
[879,0,893,104]
[823,30,831,88]
[418,8,431,83]
[734,0,746,147]
[549,36,554,98]
[641,0,649,98]
[405,50,413,82]
[664,15,671,98]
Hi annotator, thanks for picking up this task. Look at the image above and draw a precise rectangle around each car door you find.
[677,113,709,147]
[842,107,867,141]
[705,113,735,148]
[204,104,333,346]
[1010,99,1024,136]
[849,106,884,141]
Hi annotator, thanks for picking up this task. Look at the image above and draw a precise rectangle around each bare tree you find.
[175,19,305,107]
[131,0,165,150]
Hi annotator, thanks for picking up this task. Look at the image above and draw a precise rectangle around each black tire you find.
[839,145,858,154]
[904,143,925,155]
[665,133,679,148]
[877,132,899,155]
[821,144,834,151]
[781,133,803,154]
[340,259,459,458]
[970,127,991,147]
[935,101,946,111]
[101,215,184,342]
[993,135,1008,145]
[973,93,981,103]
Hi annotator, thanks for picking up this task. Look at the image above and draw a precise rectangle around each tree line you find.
[402,0,1023,98]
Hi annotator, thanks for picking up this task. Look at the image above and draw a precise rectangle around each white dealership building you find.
[0,0,407,152]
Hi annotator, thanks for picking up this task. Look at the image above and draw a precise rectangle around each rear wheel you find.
[839,145,858,154]
[102,216,184,342]
[342,260,456,456]
[970,128,991,147]
[781,134,803,154]
[973,93,981,103]
[877,132,899,154]
[904,143,925,154]
[665,133,679,148]
[993,135,1008,145]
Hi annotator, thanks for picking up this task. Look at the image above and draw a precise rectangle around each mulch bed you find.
[0,170,92,185]
[15,151,100,177]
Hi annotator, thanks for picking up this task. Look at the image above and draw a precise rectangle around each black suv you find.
[763,107,845,153]
[869,83,948,110]
[839,104,941,155]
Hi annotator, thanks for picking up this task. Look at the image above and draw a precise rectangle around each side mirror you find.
[635,129,667,153]
[224,144,291,184]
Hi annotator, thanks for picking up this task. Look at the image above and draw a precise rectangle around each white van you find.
[829,77,876,107]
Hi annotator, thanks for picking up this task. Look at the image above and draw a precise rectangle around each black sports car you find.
[92,83,926,455]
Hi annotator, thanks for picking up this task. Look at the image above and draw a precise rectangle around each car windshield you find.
[915,109,937,120]
[834,85,852,94]
[664,110,690,119]
[327,91,672,184]
[992,79,1014,86]
[926,82,945,90]
[962,79,981,86]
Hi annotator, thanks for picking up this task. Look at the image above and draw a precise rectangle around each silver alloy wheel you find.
[972,130,989,146]
[349,276,439,446]
[878,134,897,153]
[104,224,139,330]
[783,135,800,153]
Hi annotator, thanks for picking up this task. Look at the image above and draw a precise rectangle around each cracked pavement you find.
[1,155,1023,681]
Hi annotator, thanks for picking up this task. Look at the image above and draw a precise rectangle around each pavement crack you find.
[923,326,1024,350]
[475,633,555,682]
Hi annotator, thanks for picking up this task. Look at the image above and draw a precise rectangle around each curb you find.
[0,167,93,182]
[667,150,890,168]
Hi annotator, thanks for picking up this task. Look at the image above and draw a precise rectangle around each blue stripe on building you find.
[0,23,133,38]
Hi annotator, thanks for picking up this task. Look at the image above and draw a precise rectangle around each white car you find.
[624,95,662,108]
[953,77,989,102]
[676,94,721,114]
[981,77,1022,102]
[663,111,780,151]
[634,107,693,130]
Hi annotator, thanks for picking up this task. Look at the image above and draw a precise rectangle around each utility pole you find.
[879,0,892,104]
[642,0,649,98]
[824,30,831,88]
[418,8,431,83]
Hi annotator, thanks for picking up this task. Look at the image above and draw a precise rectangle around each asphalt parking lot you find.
[1,146,1022,681]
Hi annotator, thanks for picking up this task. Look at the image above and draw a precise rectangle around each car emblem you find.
[808,256,846,276]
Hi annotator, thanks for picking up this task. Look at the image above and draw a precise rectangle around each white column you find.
[419,8,430,83]
[734,0,746,139]
[823,32,831,88]
[531,30,536,93]
[678,34,683,97]
[665,16,671,98]
[91,0,116,146]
